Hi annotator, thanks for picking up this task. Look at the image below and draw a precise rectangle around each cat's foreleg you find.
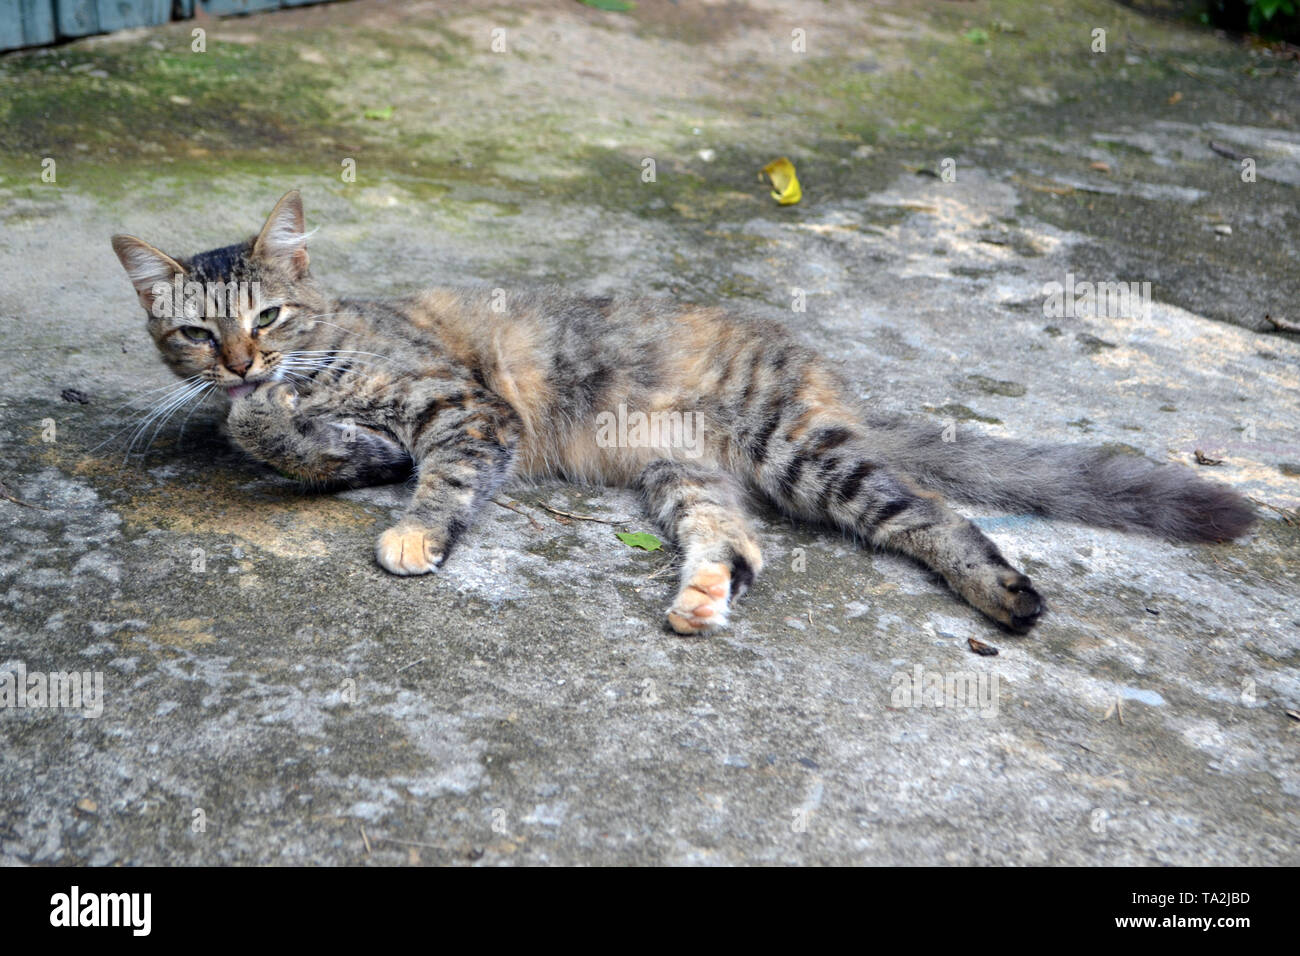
[637,460,764,635]
[375,393,519,575]
[227,383,412,487]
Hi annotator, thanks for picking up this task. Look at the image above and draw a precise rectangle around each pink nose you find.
[227,357,253,377]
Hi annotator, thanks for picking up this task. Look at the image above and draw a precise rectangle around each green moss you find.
[0,42,343,160]
[967,374,1027,398]
[1076,333,1118,354]
[1098,442,1146,458]
[924,403,1002,425]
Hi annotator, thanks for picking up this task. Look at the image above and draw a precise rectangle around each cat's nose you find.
[227,357,253,377]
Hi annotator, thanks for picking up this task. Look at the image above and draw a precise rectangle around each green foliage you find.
[577,0,636,11]
[1251,0,1297,28]
[1202,0,1300,40]
[615,531,663,552]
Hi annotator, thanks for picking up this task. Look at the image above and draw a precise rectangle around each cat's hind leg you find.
[754,434,1044,630]
[636,460,764,635]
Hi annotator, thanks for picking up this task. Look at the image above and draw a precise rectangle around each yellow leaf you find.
[759,157,802,206]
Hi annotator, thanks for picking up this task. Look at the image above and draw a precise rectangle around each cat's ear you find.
[111,235,186,314]
[253,189,310,277]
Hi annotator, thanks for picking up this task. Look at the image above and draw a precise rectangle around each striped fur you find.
[112,192,1256,635]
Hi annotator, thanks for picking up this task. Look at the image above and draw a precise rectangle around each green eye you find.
[180,326,213,342]
[257,306,281,328]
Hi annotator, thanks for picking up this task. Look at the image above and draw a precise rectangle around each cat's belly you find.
[517,413,721,486]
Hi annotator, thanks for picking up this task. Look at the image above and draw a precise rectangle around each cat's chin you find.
[225,383,257,400]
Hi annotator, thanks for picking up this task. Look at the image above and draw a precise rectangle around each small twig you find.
[1208,140,1242,160]
[1193,449,1224,466]
[373,836,450,851]
[360,826,372,855]
[1011,174,1074,195]
[1262,313,1300,333]
[1035,731,1102,756]
[395,656,427,674]
[537,502,629,525]
[1249,496,1298,526]
[645,562,677,581]
[0,480,44,510]
[491,498,543,531]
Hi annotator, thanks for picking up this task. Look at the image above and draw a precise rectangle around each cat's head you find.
[111,190,330,399]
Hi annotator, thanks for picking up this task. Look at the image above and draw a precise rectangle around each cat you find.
[110,190,1256,635]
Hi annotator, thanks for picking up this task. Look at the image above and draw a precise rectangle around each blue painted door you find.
[0,0,57,52]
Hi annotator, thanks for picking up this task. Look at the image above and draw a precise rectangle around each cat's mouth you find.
[226,383,257,400]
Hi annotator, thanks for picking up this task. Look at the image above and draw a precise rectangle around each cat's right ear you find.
[111,235,186,314]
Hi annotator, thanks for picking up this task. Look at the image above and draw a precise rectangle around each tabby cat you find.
[110,191,1255,635]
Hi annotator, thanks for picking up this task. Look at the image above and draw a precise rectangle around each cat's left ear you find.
[253,189,310,277]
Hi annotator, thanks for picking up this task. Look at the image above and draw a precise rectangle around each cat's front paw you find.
[666,562,732,635]
[375,524,446,576]
[259,381,299,411]
[235,380,297,412]
[227,382,298,443]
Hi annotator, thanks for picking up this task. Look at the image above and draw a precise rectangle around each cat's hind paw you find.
[961,566,1045,633]
[666,562,731,635]
[375,525,445,576]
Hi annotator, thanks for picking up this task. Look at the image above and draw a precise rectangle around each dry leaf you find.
[759,157,802,205]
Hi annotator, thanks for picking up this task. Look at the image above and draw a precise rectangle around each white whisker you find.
[90,377,210,453]
[123,381,208,461]
[176,384,219,446]
[140,382,215,456]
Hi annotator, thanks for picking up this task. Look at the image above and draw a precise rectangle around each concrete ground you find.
[1,0,1297,865]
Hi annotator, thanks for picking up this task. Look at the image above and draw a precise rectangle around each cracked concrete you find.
[0,0,1297,865]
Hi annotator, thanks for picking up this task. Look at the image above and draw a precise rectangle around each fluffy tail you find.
[862,416,1256,543]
